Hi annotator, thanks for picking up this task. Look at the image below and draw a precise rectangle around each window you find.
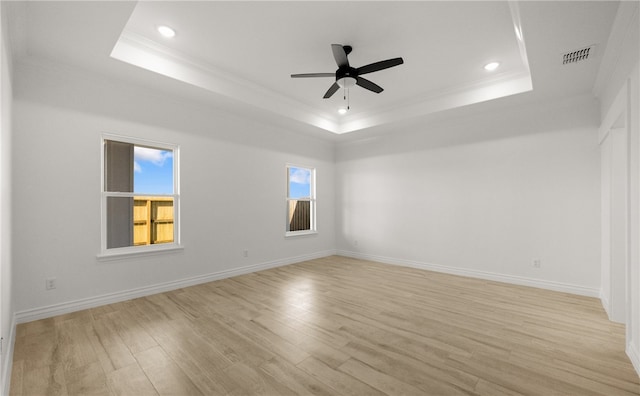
[286,165,316,235]
[100,134,180,257]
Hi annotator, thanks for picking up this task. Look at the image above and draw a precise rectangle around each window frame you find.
[98,133,182,259]
[285,164,317,237]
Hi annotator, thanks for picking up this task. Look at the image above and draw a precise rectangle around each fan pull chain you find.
[343,86,350,111]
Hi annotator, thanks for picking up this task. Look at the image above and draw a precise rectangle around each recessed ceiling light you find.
[157,25,176,38]
[338,108,348,115]
[484,61,500,71]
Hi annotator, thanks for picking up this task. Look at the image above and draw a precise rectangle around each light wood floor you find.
[10,256,640,395]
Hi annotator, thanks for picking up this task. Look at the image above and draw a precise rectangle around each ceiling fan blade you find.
[331,44,349,68]
[291,73,335,78]
[323,82,340,99]
[356,77,383,93]
[356,57,404,75]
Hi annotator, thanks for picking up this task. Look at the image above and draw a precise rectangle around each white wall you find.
[600,131,611,312]
[628,59,640,378]
[336,95,601,295]
[596,1,640,376]
[600,62,640,377]
[11,60,335,319]
[0,2,14,393]
[600,127,628,323]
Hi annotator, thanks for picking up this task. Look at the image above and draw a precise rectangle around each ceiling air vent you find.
[562,45,596,65]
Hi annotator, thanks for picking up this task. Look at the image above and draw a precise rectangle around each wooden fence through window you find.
[133,196,174,245]
[288,200,311,231]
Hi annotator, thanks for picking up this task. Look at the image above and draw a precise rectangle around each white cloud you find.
[134,146,173,167]
[290,168,310,184]
[134,161,142,173]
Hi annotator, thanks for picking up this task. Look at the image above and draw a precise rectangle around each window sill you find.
[285,230,318,238]
[97,244,184,262]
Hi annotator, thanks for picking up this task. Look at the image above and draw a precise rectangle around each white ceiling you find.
[6,1,620,139]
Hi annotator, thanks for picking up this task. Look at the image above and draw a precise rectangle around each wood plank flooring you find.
[10,256,640,395]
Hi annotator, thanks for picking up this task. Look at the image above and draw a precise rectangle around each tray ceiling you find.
[111,1,531,134]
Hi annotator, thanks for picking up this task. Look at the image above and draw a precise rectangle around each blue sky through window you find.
[134,146,173,194]
[289,167,311,199]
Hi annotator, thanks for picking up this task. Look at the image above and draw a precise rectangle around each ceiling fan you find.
[291,44,404,99]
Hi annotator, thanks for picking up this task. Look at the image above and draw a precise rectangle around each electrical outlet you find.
[243,249,249,258]
[532,259,541,268]
[46,277,57,290]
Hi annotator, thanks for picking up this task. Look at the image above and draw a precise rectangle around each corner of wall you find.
[627,341,640,380]
[1,316,16,396]
[599,289,611,317]
[1,2,16,394]
[594,1,639,117]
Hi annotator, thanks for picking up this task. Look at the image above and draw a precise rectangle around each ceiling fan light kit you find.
[291,44,404,104]
[337,76,356,88]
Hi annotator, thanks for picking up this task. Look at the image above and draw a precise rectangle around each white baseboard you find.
[337,250,600,298]
[628,341,640,378]
[2,314,16,396]
[15,250,336,324]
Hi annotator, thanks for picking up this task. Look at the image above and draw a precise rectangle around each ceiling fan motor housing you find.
[337,67,358,88]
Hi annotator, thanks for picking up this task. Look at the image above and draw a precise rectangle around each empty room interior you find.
[1,1,640,395]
